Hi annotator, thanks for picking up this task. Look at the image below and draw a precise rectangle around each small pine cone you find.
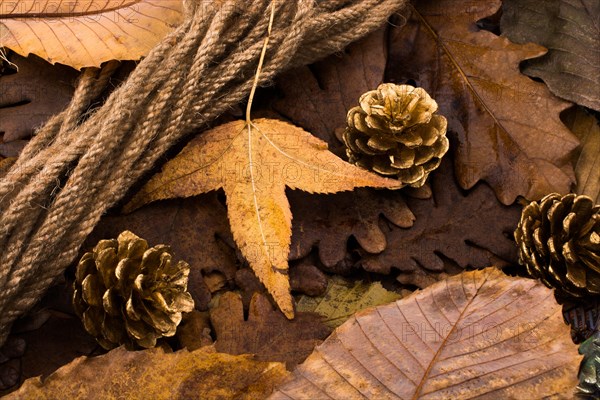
[73,231,194,349]
[515,193,600,297]
[342,83,449,187]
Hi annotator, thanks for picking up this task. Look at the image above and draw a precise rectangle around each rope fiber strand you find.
[0,0,406,345]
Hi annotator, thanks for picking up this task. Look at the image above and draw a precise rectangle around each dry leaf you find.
[0,0,183,69]
[289,188,415,269]
[88,193,237,311]
[295,276,402,329]
[273,28,387,146]
[0,52,79,142]
[361,158,521,279]
[386,0,579,204]
[124,119,400,318]
[8,346,288,400]
[562,107,600,203]
[501,0,600,111]
[270,268,580,399]
[210,292,331,369]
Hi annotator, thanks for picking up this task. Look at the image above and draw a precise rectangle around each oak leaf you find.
[361,158,521,279]
[289,188,415,269]
[8,346,288,400]
[0,0,183,69]
[210,292,331,369]
[270,268,580,399]
[386,0,579,204]
[124,119,400,318]
[501,0,600,111]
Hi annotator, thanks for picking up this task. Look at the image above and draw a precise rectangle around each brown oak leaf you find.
[0,0,184,69]
[273,28,387,146]
[386,0,579,204]
[289,188,415,269]
[210,292,331,369]
[361,157,521,282]
[124,119,400,318]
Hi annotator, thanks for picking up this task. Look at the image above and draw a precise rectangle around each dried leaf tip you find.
[73,231,194,350]
[343,83,449,187]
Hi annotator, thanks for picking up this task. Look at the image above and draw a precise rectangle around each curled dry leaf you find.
[210,292,331,369]
[386,0,579,204]
[295,276,402,330]
[0,0,184,69]
[361,158,521,278]
[8,346,288,400]
[270,268,580,399]
[124,119,400,318]
[501,0,600,111]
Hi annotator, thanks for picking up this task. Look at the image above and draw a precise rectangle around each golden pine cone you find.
[515,193,600,297]
[342,83,449,187]
[73,231,194,349]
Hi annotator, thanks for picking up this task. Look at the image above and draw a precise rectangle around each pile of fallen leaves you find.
[1,0,598,398]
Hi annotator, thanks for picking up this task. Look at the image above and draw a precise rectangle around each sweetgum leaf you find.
[124,119,400,318]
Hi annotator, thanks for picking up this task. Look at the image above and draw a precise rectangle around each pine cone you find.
[342,83,449,187]
[515,193,600,297]
[73,231,194,349]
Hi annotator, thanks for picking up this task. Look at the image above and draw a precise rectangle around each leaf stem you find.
[245,0,276,124]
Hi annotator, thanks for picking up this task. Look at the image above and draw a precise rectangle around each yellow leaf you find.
[8,346,288,399]
[0,0,183,69]
[125,119,401,318]
[296,276,403,329]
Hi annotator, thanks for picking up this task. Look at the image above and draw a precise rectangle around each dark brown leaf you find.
[289,188,415,269]
[0,52,78,142]
[210,292,331,369]
[361,157,521,281]
[273,28,388,146]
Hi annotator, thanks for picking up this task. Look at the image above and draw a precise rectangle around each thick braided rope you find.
[0,0,406,345]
